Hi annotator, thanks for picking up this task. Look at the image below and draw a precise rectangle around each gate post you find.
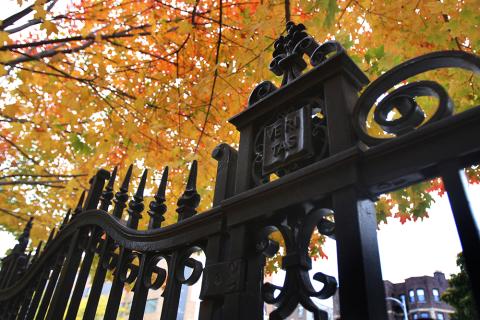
[323,68,388,318]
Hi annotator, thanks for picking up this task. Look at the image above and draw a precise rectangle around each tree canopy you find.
[0,0,479,244]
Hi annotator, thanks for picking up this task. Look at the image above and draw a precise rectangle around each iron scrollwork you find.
[248,22,344,106]
[257,208,337,320]
[353,50,480,145]
[174,246,204,286]
[142,254,168,290]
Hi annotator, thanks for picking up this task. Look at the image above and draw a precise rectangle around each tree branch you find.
[0,173,86,180]
[5,39,94,67]
[0,180,67,187]
[0,24,151,51]
[285,0,291,22]
[195,0,223,153]
[0,208,30,222]
[0,134,43,167]
[0,0,54,31]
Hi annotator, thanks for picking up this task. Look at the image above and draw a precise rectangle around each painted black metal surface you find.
[0,22,479,320]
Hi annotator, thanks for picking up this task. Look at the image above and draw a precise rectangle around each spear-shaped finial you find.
[176,161,200,221]
[59,209,71,231]
[112,164,133,219]
[12,217,33,254]
[32,241,43,263]
[71,190,86,219]
[148,166,169,229]
[186,160,197,191]
[100,166,118,211]
[126,169,148,229]
[46,228,56,247]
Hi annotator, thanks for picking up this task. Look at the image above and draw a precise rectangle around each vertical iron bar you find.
[104,169,147,320]
[161,162,200,320]
[24,266,51,320]
[440,161,480,311]
[45,170,109,320]
[17,242,43,320]
[332,188,387,319]
[82,166,132,320]
[64,168,116,319]
[128,167,168,320]
[35,253,66,320]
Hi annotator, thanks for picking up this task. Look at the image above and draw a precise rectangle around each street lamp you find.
[386,295,408,320]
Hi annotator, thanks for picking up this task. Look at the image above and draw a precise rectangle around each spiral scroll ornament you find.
[353,51,480,145]
[142,254,168,290]
[257,208,337,320]
[174,246,204,286]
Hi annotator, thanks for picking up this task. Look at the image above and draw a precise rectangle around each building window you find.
[145,299,158,314]
[409,290,415,303]
[416,288,426,303]
[433,288,440,302]
[413,314,418,320]
[420,312,429,318]
[437,313,444,320]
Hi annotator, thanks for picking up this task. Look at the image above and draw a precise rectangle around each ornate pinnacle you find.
[148,166,169,229]
[269,21,343,86]
[176,161,200,221]
[112,164,133,219]
[12,217,33,254]
[126,169,148,229]
[100,166,117,211]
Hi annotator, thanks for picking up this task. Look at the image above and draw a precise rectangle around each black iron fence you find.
[1,22,479,320]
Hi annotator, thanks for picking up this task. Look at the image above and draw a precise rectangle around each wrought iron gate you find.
[1,22,479,320]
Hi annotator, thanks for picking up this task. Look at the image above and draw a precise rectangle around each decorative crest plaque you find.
[262,106,313,175]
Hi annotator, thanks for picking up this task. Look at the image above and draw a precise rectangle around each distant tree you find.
[442,253,479,320]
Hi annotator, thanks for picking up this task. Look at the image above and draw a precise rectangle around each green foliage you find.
[442,253,479,320]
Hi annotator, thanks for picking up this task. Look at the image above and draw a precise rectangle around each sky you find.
[1,0,480,294]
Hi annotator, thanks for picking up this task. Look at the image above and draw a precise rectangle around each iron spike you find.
[120,164,134,192]
[134,169,148,200]
[59,209,71,231]
[111,164,134,219]
[148,166,169,229]
[73,190,87,218]
[186,160,198,191]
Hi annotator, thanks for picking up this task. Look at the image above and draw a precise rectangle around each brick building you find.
[384,271,454,319]
[334,272,455,320]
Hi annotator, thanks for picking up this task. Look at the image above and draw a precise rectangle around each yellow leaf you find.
[33,3,47,20]
[41,21,58,35]
[177,21,193,34]
[0,31,9,44]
